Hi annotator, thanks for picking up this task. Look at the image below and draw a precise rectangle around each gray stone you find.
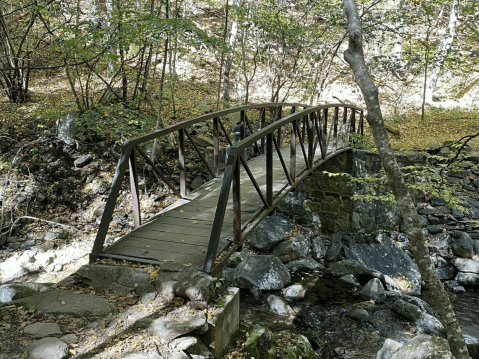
[326,259,382,279]
[233,255,291,290]
[380,334,451,359]
[436,265,455,280]
[418,216,428,226]
[148,308,206,341]
[428,225,443,234]
[60,334,78,344]
[474,239,479,255]
[359,278,386,303]
[344,241,422,295]
[0,282,51,303]
[285,258,324,272]
[397,233,408,242]
[13,289,111,317]
[196,135,214,148]
[426,238,450,257]
[339,274,361,287]
[26,337,68,359]
[249,215,292,250]
[24,322,62,338]
[324,233,342,262]
[122,352,163,359]
[452,232,475,258]
[74,154,92,167]
[282,283,307,301]
[266,295,294,315]
[76,264,150,294]
[271,234,310,263]
[376,338,403,359]
[451,258,479,273]
[155,268,214,307]
[346,309,369,321]
[222,267,235,282]
[391,300,445,336]
[456,272,479,286]
[311,236,326,260]
[190,176,204,190]
[41,231,58,241]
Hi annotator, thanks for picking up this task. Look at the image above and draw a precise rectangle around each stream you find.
[238,271,479,357]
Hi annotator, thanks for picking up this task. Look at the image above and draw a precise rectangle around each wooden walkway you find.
[102,144,330,268]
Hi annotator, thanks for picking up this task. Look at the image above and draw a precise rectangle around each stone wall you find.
[294,149,428,234]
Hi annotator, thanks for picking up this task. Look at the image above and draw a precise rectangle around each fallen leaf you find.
[184,263,192,267]
[149,271,159,279]
[193,220,198,224]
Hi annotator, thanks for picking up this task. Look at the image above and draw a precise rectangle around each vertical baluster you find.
[307,113,314,167]
[290,119,296,184]
[333,107,339,150]
[129,148,141,228]
[260,108,266,154]
[233,156,241,243]
[322,108,328,156]
[341,107,348,147]
[276,106,283,148]
[266,132,273,206]
[213,117,219,177]
[350,110,356,134]
[359,111,364,136]
[178,128,186,197]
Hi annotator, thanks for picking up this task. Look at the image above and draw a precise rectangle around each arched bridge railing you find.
[203,103,364,273]
[91,103,311,259]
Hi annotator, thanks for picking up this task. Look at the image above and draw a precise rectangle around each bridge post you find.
[260,108,266,154]
[276,106,283,147]
[233,157,241,243]
[333,107,339,150]
[290,119,296,184]
[342,107,348,146]
[129,148,141,228]
[178,128,186,197]
[266,132,273,206]
[350,110,356,146]
[213,117,219,177]
[307,112,314,166]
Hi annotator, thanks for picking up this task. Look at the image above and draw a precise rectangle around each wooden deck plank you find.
[100,144,328,265]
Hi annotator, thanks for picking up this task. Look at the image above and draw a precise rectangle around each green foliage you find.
[348,133,374,151]
[77,103,156,141]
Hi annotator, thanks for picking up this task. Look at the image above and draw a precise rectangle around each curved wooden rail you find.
[91,103,310,260]
[202,103,364,273]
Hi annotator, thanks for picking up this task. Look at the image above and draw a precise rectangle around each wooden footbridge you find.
[90,103,364,276]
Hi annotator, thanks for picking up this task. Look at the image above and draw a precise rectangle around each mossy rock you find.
[273,332,318,359]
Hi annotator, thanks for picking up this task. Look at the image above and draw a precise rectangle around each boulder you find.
[435,265,455,280]
[359,278,386,303]
[13,289,111,317]
[26,337,68,359]
[248,215,292,250]
[282,283,307,301]
[344,241,422,295]
[451,258,479,273]
[285,258,324,272]
[24,322,62,338]
[266,295,294,316]
[455,272,479,286]
[324,233,343,262]
[234,255,291,290]
[391,299,444,336]
[311,236,326,260]
[76,264,150,294]
[452,233,475,258]
[376,334,451,359]
[196,135,214,148]
[271,234,310,263]
[155,268,214,307]
[346,308,369,321]
[148,308,207,341]
[74,154,92,168]
[326,259,382,280]
[0,282,51,304]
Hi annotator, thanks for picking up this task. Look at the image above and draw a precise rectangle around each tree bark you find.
[222,0,240,104]
[342,1,469,358]
[425,0,459,104]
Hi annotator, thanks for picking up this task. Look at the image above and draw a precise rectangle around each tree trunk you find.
[425,0,459,104]
[342,1,469,358]
[222,0,240,104]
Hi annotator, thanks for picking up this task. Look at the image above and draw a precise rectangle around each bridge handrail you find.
[91,102,310,259]
[203,103,364,273]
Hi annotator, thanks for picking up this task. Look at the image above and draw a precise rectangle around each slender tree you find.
[342,0,469,358]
